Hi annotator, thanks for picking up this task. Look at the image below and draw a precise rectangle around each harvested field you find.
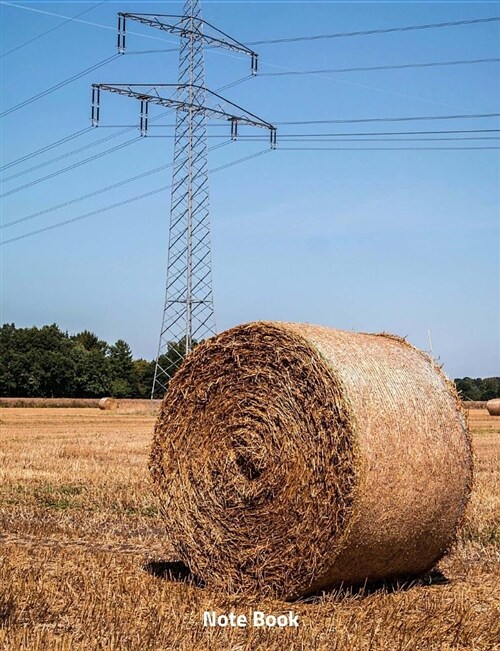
[0,408,499,650]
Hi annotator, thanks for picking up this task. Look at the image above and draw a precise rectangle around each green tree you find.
[71,330,108,354]
[0,324,75,397]
[133,358,155,398]
[482,378,500,400]
[108,339,137,397]
[0,324,206,399]
[68,330,111,397]
[455,377,500,401]
[455,377,481,401]
[70,346,111,397]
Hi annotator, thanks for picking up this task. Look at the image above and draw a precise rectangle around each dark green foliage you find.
[109,339,137,397]
[133,359,155,399]
[157,336,198,383]
[0,324,85,398]
[71,330,108,354]
[454,377,500,402]
[0,323,189,399]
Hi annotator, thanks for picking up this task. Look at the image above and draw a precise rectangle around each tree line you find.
[0,323,188,399]
[0,323,498,400]
[454,377,499,402]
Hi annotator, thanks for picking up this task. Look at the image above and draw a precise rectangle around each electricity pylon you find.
[91,0,276,398]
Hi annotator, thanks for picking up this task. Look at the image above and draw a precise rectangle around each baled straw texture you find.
[486,399,500,416]
[98,397,118,411]
[150,322,472,599]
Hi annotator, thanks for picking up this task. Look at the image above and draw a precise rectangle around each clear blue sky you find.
[1,0,499,378]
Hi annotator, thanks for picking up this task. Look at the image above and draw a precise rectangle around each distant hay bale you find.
[98,397,119,411]
[0,398,100,408]
[487,399,500,416]
[462,400,487,410]
[150,322,473,599]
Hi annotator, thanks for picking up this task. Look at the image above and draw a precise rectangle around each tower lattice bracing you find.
[91,0,276,399]
[152,0,215,397]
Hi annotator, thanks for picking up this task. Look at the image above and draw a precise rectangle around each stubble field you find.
[0,407,498,650]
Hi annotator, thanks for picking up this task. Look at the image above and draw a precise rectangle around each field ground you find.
[0,408,498,650]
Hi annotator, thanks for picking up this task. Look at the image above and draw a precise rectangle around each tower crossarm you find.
[93,0,275,398]
[91,83,277,145]
[118,13,258,72]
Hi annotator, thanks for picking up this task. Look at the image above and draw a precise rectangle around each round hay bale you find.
[98,397,119,411]
[150,322,473,599]
[487,399,500,416]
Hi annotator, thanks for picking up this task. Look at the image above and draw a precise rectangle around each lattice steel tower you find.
[157,1,215,397]
[91,0,276,398]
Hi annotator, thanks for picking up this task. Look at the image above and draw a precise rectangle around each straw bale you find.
[461,400,487,410]
[0,398,100,408]
[150,322,473,599]
[486,399,500,416]
[98,397,119,411]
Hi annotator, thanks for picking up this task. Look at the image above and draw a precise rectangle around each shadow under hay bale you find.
[150,321,473,600]
[142,560,205,588]
[293,569,450,604]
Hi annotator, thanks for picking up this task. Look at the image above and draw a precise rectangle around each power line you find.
[259,64,492,113]
[0,137,141,199]
[2,139,496,244]
[1,97,495,178]
[244,128,500,136]
[257,55,499,111]
[185,136,500,142]
[259,57,500,76]
[278,146,500,151]
[247,16,500,45]
[3,125,498,191]
[1,163,173,229]
[2,118,498,190]
[271,128,500,136]
[1,1,107,58]
[274,112,500,125]
[4,4,498,50]
[130,114,500,128]
[2,133,497,236]
[0,114,171,173]
[148,136,500,142]
[0,54,120,118]
[0,127,93,171]
[72,34,499,116]
[0,2,179,45]
[2,129,150,182]
[0,148,270,246]
[277,137,500,142]
[1,141,232,230]
[145,127,500,138]
[5,126,496,186]
[93,123,500,132]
